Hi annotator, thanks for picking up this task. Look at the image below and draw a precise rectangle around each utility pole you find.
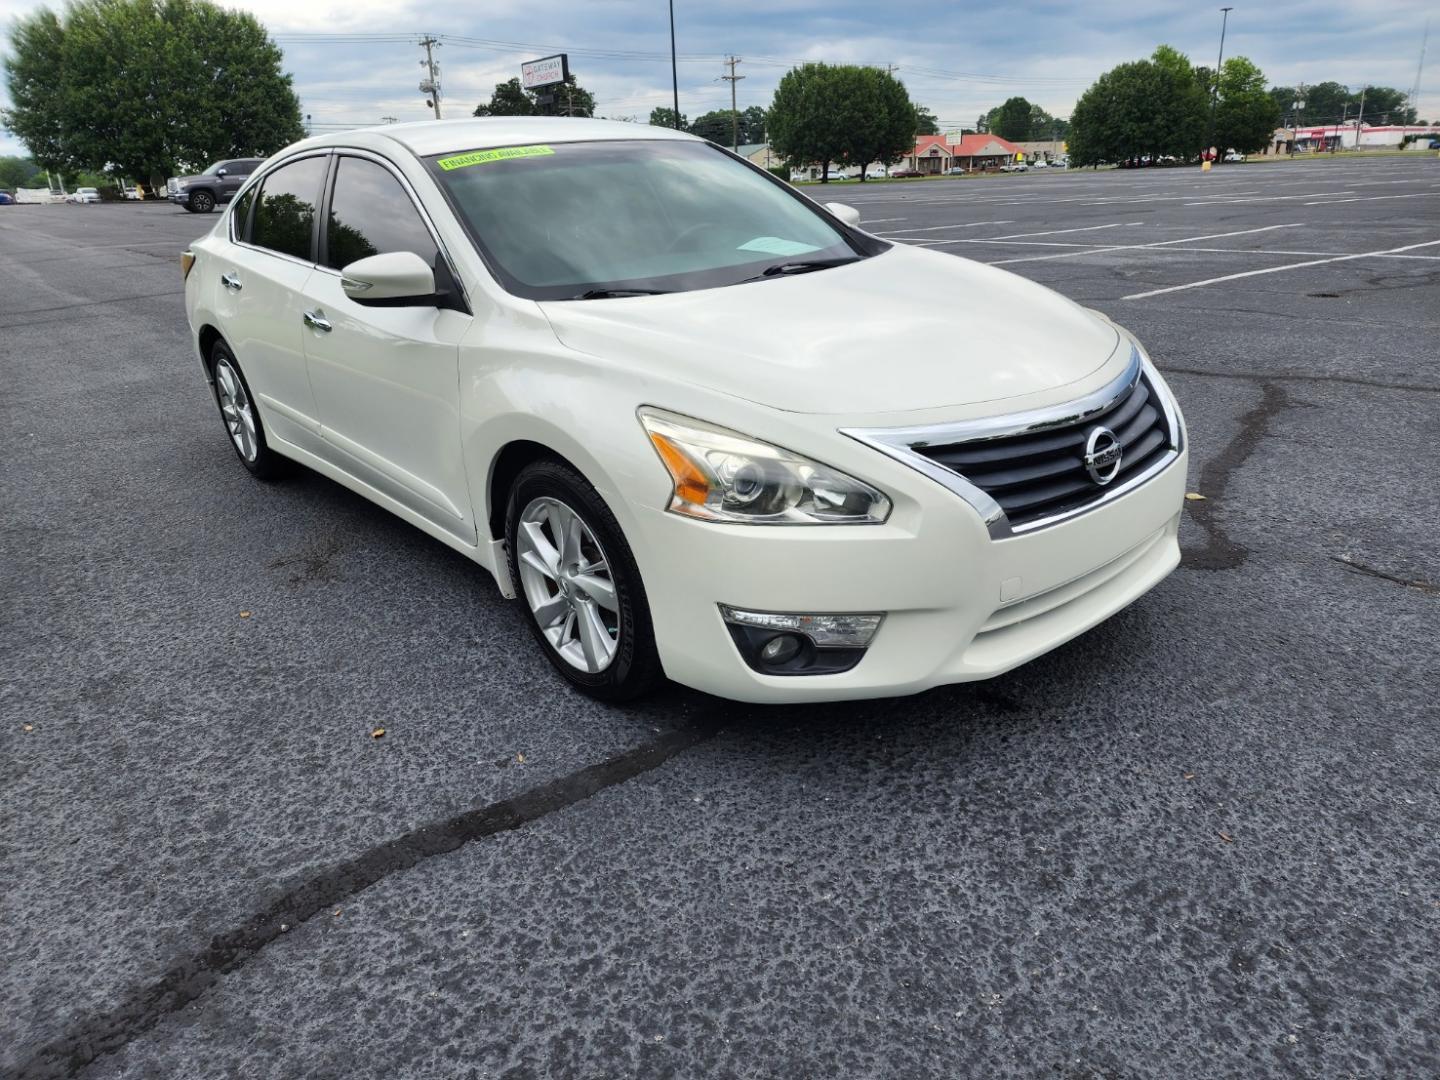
[419,35,443,120]
[668,0,681,129]
[381,115,398,125]
[1206,6,1233,164]
[1354,85,1366,151]
[721,55,745,151]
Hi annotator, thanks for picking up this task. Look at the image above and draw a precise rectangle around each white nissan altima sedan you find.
[181,117,1188,703]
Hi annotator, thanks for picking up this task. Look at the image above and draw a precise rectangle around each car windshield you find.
[428,139,879,300]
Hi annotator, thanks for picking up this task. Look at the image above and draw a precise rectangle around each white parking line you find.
[1305,192,1440,205]
[985,221,1142,240]
[1183,190,1355,205]
[1122,239,1440,300]
[877,220,1015,235]
[984,223,1304,265]
[859,217,908,224]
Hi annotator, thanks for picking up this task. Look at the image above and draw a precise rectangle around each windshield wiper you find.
[734,257,859,285]
[569,288,674,300]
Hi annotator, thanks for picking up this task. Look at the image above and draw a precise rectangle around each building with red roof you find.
[899,133,1024,175]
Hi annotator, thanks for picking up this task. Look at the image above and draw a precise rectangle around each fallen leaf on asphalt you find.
[1218,831,1234,843]
[1183,772,1195,780]
[239,610,252,618]
[371,727,386,739]
[515,752,526,764]
[23,723,34,732]
[332,909,342,917]
[1184,493,1207,501]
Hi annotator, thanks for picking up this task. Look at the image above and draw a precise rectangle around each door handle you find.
[220,271,242,291]
[303,309,332,333]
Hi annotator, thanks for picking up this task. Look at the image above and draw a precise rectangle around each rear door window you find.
[249,156,328,262]
[323,156,438,271]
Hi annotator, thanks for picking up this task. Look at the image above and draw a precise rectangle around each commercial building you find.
[900,133,1024,175]
[1266,124,1440,154]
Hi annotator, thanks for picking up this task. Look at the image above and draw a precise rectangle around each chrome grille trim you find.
[841,346,1183,540]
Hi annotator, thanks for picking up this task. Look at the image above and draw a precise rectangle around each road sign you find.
[521,54,569,90]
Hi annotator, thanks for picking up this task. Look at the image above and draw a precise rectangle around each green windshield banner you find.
[437,145,555,170]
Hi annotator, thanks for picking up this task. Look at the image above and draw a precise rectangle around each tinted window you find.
[235,159,263,175]
[324,157,438,271]
[250,156,327,261]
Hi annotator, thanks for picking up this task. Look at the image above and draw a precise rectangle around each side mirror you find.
[216,168,228,177]
[341,251,438,306]
[825,202,861,227]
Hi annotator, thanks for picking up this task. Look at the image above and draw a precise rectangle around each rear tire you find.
[505,459,663,702]
[208,340,286,481]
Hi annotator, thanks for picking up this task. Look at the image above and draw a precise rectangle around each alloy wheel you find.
[516,496,620,673]
[214,358,258,462]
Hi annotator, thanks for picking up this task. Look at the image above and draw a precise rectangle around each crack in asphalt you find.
[1182,381,1296,571]
[1165,365,1440,395]
[14,718,724,1079]
[1330,555,1440,596]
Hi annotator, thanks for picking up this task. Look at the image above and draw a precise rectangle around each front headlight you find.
[639,408,891,525]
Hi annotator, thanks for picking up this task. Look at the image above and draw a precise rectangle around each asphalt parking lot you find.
[2,156,1438,1078]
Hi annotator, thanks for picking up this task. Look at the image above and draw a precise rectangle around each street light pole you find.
[1206,6,1233,164]
[669,0,681,129]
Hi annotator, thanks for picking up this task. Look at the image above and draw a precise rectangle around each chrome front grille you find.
[842,346,1182,539]
[913,370,1171,528]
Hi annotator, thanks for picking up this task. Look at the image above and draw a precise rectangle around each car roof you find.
[299,116,701,158]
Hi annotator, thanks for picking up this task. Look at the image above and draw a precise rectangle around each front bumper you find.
[631,443,1187,704]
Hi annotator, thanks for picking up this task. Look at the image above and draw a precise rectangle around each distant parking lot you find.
[3,156,1439,1078]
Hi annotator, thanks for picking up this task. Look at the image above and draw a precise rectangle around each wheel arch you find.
[486,439,584,544]
[197,324,225,382]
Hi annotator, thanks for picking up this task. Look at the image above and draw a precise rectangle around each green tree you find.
[1068,47,1207,167]
[1213,56,1281,158]
[740,105,768,143]
[648,106,686,129]
[0,155,46,189]
[768,64,915,181]
[689,110,737,145]
[993,96,1033,141]
[914,106,939,136]
[1026,104,1069,141]
[2,0,303,192]
[768,63,839,176]
[474,74,595,117]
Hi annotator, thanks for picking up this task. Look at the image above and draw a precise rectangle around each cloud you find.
[2,0,1436,159]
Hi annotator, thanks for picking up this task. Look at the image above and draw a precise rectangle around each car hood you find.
[538,244,1120,415]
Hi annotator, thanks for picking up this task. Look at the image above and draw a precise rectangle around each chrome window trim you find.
[840,345,1184,540]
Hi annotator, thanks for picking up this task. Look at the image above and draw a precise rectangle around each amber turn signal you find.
[647,430,711,508]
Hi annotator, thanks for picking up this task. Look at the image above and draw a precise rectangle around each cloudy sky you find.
[2,0,1436,158]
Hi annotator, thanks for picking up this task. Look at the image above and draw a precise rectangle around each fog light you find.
[760,634,802,664]
[719,605,884,676]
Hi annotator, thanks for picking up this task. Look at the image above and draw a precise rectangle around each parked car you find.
[1031,160,1049,169]
[1052,158,1069,169]
[0,191,14,205]
[67,187,101,204]
[945,166,966,175]
[999,162,1028,173]
[167,158,265,213]
[1224,151,1246,163]
[182,118,1188,703]
[889,165,920,177]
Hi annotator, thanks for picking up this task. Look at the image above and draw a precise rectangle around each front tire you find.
[506,460,662,702]
[189,190,215,213]
[208,340,286,480]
